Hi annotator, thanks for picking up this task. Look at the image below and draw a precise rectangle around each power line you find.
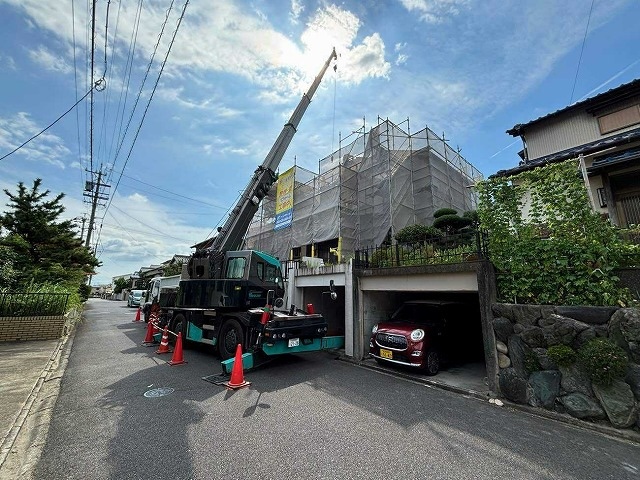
[569,0,594,104]
[105,0,190,212]
[118,171,229,210]
[0,85,100,162]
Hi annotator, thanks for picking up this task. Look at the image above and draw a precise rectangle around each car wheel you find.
[218,318,244,360]
[424,350,440,376]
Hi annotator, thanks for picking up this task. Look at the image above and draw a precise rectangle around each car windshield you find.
[133,291,143,298]
[390,303,443,326]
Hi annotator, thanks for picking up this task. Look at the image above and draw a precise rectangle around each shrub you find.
[547,344,576,367]
[577,338,628,386]
[434,208,457,218]
[394,224,443,243]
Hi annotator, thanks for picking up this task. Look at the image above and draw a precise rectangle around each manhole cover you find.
[143,387,174,398]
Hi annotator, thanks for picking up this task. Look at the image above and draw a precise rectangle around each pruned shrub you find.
[547,344,576,367]
[577,338,628,386]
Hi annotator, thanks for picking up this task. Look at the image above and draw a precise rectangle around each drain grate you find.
[143,387,175,398]
[202,374,229,385]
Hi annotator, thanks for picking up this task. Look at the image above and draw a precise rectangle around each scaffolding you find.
[245,117,483,262]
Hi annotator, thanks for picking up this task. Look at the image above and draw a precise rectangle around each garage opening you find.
[364,291,486,391]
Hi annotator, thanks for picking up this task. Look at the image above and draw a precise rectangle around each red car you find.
[369,300,470,375]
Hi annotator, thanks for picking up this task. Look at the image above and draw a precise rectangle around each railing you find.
[0,292,70,317]
[280,260,301,281]
[354,230,488,269]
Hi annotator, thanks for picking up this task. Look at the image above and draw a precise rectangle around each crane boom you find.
[211,48,337,253]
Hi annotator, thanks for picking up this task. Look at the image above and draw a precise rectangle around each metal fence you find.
[0,292,70,317]
[354,230,488,269]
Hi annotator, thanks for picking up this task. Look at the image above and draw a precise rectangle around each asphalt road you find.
[33,299,640,480]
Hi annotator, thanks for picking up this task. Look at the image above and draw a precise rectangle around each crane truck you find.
[165,48,342,367]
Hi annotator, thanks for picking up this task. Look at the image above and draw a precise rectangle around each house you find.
[496,78,640,227]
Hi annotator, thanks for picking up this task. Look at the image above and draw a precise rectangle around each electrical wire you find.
[108,0,175,180]
[569,0,594,104]
[105,0,190,214]
[0,84,101,162]
[117,171,229,210]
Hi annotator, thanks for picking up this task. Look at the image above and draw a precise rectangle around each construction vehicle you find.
[141,274,181,322]
[165,48,342,366]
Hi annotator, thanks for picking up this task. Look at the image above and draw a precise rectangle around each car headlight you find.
[372,324,378,334]
[410,329,425,342]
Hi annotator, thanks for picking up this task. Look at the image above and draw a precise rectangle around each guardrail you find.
[0,292,70,317]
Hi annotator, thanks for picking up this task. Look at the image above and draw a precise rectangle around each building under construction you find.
[244,117,483,263]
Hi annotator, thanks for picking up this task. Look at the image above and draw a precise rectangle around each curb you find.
[0,310,80,471]
[338,354,640,446]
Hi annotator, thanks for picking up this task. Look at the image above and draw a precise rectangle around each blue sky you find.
[1,0,639,285]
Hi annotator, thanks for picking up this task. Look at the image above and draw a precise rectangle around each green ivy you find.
[477,159,634,306]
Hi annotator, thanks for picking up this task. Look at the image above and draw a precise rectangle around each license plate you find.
[380,348,393,359]
[288,338,300,348]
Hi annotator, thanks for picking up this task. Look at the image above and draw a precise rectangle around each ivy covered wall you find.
[477,159,639,306]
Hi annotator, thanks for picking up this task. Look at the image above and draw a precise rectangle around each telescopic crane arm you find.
[210,48,338,253]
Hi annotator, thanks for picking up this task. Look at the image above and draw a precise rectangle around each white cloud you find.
[290,0,304,22]
[0,113,70,168]
[395,54,408,66]
[28,45,73,74]
[0,54,17,70]
[398,0,470,23]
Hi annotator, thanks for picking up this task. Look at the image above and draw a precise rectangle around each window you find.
[226,257,246,279]
[598,104,640,134]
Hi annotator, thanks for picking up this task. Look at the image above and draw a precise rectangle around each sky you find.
[0,0,639,286]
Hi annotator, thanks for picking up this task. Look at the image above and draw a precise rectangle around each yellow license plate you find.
[380,348,393,359]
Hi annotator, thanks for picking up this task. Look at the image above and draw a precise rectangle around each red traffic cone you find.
[141,319,155,346]
[224,344,250,390]
[133,307,141,322]
[168,332,187,366]
[155,326,172,354]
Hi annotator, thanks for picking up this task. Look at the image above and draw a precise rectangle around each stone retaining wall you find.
[0,315,67,342]
[492,304,640,431]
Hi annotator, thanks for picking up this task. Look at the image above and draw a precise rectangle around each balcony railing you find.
[354,230,488,269]
[0,292,70,317]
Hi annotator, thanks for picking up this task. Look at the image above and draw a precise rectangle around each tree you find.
[0,179,100,290]
[113,277,129,294]
[432,208,473,234]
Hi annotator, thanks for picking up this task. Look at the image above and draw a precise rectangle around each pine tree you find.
[0,178,100,289]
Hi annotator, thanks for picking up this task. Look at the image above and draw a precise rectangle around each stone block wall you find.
[492,304,640,431]
[0,315,66,342]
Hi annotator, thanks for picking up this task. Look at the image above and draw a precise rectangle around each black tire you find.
[170,314,186,346]
[424,350,440,376]
[218,318,244,360]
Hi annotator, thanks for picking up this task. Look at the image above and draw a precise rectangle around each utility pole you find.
[84,167,110,248]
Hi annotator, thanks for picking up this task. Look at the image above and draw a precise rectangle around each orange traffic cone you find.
[168,332,187,366]
[155,326,172,354]
[133,307,141,322]
[223,344,250,390]
[141,319,155,346]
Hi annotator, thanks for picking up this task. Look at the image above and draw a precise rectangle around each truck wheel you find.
[218,318,243,360]
[170,314,186,345]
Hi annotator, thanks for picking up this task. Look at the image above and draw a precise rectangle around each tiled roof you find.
[507,78,640,136]
[491,126,640,178]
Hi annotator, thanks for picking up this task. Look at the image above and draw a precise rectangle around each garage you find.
[354,262,497,392]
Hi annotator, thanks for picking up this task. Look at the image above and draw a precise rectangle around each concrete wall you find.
[0,316,66,342]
